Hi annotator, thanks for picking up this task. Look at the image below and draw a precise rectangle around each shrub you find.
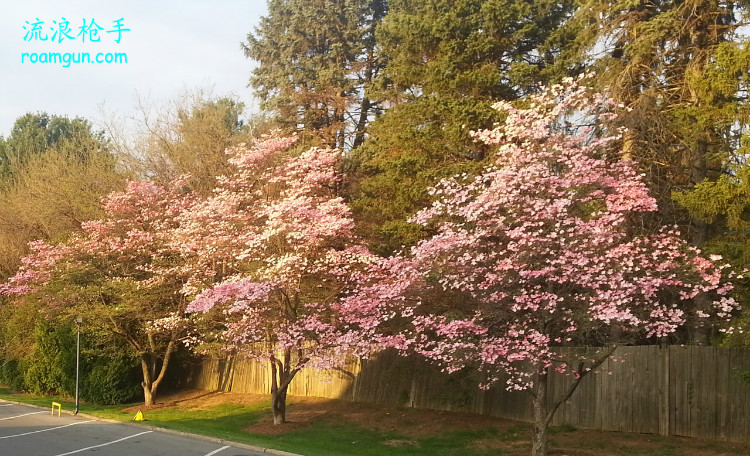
[20,323,77,395]
[1,359,25,391]
[81,355,141,405]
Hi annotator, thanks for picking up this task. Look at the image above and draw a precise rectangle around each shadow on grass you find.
[0,388,503,456]
[147,410,507,456]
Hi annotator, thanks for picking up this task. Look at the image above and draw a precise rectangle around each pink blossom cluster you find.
[1,176,201,339]
[399,76,741,389]
[0,240,70,296]
[179,136,409,374]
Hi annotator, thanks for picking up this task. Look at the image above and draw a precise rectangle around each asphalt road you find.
[0,402,273,456]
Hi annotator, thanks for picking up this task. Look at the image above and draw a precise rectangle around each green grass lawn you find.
[0,388,508,456]
[0,388,747,456]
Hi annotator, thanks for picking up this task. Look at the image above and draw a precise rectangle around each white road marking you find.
[203,446,230,456]
[53,430,154,456]
[0,404,14,407]
[0,411,45,420]
[0,420,94,439]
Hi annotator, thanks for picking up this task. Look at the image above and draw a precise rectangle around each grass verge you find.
[0,388,747,456]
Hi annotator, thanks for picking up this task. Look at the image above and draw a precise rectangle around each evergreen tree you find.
[244,0,387,149]
[349,0,575,253]
[563,0,750,243]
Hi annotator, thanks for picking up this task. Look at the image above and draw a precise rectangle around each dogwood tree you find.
[184,135,410,424]
[1,180,199,405]
[398,77,741,456]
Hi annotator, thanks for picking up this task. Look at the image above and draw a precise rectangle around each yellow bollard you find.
[51,402,61,417]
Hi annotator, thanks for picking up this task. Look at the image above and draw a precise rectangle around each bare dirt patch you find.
[245,421,310,434]
[383,439,420,448]
[146,389,521,437]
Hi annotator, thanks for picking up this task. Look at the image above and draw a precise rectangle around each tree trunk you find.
[143,385,153,406]
[531,419,550,456]
[531,371,550,456]
[271,386,288,425]
[139,340,176,406]
[690,137,711,344]
[140,356,154,406]
[352,97,371,148]
[690,137,709,245]
[269,348,305,425]
[528,350,614,456]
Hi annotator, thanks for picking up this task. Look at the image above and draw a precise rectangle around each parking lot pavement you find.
[0,402,271,456]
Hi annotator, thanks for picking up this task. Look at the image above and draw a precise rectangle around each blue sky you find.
[0,0,268,136]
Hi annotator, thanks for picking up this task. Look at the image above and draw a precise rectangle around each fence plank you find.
[658,346,669,436]
[728,348,750,442]
[715,347,729,441]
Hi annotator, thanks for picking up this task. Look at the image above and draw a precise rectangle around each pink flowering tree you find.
[1,180,199,405]
[183,135,408,425]
[398,77,740,456]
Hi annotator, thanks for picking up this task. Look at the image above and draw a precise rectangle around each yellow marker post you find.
[51,402,61,417]
[132,410,145,421]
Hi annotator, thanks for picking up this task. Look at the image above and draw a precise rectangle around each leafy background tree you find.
[347,0,576,253]
[112,93,251,196]
[562,0,750,250]
[0,113,124,277]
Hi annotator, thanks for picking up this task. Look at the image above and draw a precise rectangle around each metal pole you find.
[75,321,80,415]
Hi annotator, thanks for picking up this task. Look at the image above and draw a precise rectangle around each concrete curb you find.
[0,398,303,456]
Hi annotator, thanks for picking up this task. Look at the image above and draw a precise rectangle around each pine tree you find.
[563,0,750,242]
[349,0,575,253]
[244,0,386,149]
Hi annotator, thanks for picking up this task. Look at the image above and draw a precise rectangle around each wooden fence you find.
[187,345,750,442]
